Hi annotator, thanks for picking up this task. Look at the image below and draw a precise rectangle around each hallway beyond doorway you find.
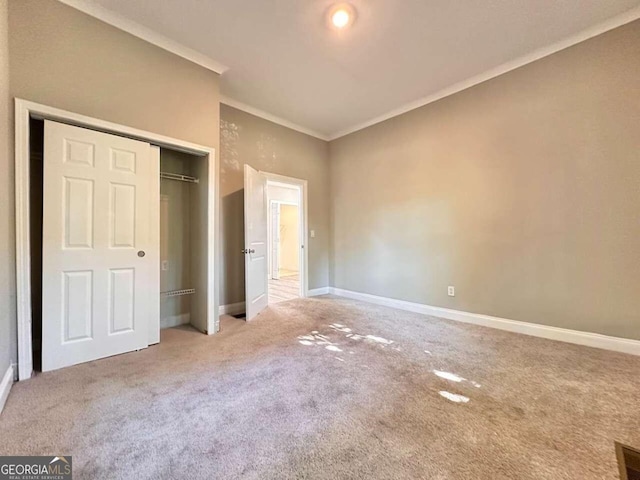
[266,178,303,305]
[268,274,300,304]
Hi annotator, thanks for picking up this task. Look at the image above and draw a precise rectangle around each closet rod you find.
[160,172,199,184]
[161,288,196,298]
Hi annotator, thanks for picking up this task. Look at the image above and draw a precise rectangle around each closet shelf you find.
[161,288,196,298]
[160,172,199,184]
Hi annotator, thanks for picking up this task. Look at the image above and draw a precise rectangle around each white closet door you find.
[42,120,155,371]
[244,164,268,321]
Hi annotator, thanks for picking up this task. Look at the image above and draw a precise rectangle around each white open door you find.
[244,164,268,320]
[42,120,156,371]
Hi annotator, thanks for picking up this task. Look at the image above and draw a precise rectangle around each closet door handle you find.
[137,250,146,258]
[242,248,255,254]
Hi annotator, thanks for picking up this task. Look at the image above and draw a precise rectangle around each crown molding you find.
[220,96,330,141]
[57,0,228,74]
[327,5,640,140]
[56,0,640,141]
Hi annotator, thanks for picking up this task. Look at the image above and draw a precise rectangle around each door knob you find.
[137,250,145,257]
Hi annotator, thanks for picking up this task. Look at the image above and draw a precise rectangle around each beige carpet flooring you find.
[1,296,639,479]
[268,274,300,304]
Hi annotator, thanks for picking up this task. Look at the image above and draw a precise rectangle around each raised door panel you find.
[109,268,135,334]
[110,183,136,248]
[62,270,93,342]
[110,148,136,173]
[63,177,94,249]
[64,139,95,167]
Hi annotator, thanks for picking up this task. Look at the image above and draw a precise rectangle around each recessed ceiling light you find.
[332,9,350,28]
[328,3,356,30]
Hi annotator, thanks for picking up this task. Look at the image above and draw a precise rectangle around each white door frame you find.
[262,172,308,299]
[14,98,218,381]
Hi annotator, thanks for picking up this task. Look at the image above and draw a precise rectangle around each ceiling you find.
[64,0,640,140]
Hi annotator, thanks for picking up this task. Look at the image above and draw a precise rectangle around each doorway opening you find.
[243,167,307,320]
[267,181,302,304]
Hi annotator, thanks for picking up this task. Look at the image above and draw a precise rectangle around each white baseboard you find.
[0,364,14,415]
[329,287,640,356]
[219,302,246,316]
[160,313,191,329]
[308,287,330,296]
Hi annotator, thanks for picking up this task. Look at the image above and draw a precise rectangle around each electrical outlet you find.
[448,286,455,297]
[310,229,316,238]
[161,260,169,271]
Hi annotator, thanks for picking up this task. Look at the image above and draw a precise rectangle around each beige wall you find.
[5,0,220,365]
[330,20,640,340]
[9,1,220,148]
[220,104,330,305]
[0,0,11,375]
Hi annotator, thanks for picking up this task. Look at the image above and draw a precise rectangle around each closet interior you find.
[159,148,208,333]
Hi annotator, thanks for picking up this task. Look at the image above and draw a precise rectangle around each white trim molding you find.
[219,302,246,316]
[15,98,218,381]
[329,288,640,356]
[221,96,330,141]
[57,0,228,74]
[0,364,14,415]
[58,0,640,142]
[325,6,640,140]
[57,0,640,141]
[308,287,330,296]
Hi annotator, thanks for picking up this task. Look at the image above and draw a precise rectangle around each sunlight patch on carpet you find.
[432,370,481,388]
[297,323,402,358]
[433,370,464,382]
[439,391,470,403]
